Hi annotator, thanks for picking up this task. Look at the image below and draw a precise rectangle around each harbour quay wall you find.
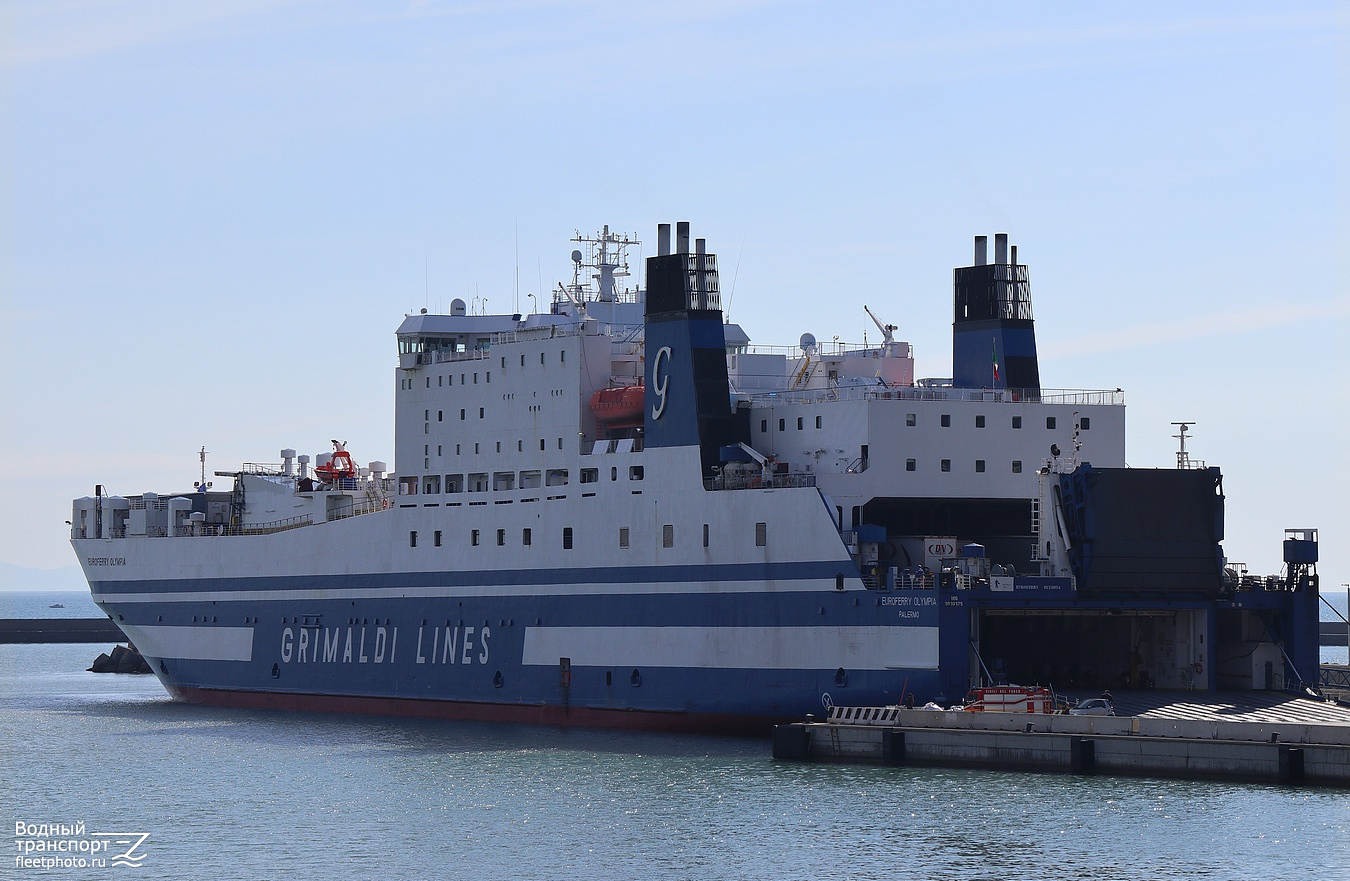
[0,618,127,644]
[773,711,1350,787]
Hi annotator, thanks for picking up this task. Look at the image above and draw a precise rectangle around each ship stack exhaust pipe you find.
[644,221,748,477]
[657,223,671,256]
[951,233,1041,394]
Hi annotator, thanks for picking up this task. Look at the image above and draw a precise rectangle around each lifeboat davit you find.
[589,385,645,429]
[314,440,358,485]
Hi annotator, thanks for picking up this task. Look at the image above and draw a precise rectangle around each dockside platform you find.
[773,691,1350,787]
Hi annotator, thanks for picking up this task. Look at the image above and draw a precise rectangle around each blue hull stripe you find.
[91,559,855,596]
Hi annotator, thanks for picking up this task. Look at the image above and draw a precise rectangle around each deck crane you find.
[864,305,900,356]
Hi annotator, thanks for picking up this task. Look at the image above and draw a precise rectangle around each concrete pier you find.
[0,618,127,644]
[773,702,1350,787]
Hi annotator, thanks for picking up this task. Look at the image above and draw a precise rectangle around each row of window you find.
[763,415,825,432]
[405,466,644,495]
[931,413,1087,430]
[401,350,569,391]
[759,414,1091,432]
[410,521,768,550]
[903,459,1025,473]
[423,437,566,454]
[417,392,563,427]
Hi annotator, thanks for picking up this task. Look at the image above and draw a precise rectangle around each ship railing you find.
[894,572,937,590]
[420,347,493,366]
[1320,665,1350,692]
[325,497,393,521]
[747,386,1125,407]
[739,340,910,359]
[415,325,599,366]
[227,513,315,536]
[240,462,286,476]
[702,471,817,491]
[164,514,315,537]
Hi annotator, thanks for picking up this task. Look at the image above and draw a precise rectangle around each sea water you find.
[2,596,1348,881]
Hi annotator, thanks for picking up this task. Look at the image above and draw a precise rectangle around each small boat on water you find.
[49,603,64,608]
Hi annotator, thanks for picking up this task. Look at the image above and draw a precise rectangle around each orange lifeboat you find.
[314,440,358,484]
[589,385,645,429]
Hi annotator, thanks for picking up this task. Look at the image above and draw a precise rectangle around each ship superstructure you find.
[71,225,1321,730]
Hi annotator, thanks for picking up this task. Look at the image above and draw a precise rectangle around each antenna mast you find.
[194,446,213,491]
[1171,422,1203,469]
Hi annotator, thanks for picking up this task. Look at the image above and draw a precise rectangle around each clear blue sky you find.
[2,2,1345,592]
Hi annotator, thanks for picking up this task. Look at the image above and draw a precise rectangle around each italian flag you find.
[992,340,1000,383]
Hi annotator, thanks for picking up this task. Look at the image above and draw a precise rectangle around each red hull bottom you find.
[168,685,782,737]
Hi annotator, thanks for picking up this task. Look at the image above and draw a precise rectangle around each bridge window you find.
[1012,461,1022,473]
[975,415,985,428]
[906,459,916,472]
[1079,417,1091,430]
[1012,416,1022,429]
[906,413,916,426]
[1046,416,1056,429]
[563,527,573,550]
[941,459,951,472]
[941,414,951,427]
[975,460,985,473]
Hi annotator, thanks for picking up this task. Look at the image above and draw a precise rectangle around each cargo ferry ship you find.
[71,224,1321,732]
